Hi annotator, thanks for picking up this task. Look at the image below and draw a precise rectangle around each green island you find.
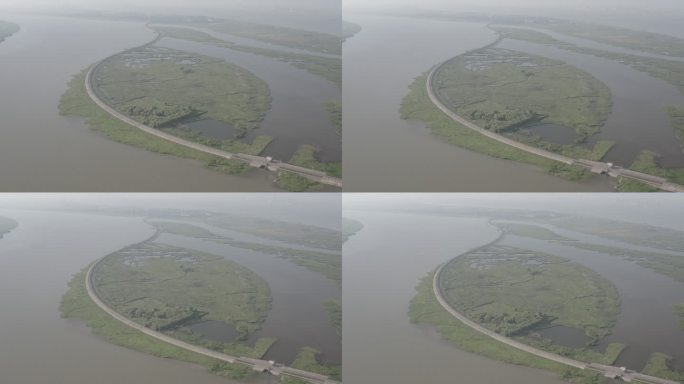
[93,46,270,142]
[152,26,341,86]
[0,216,18,238]
[276,145,342,192]
[409,272,611,383]
[492,25,684,187]
[401,72,590,181]
[150,220,341,283]
[60,69,251,175]
[0,20,19,42]
[433,48,612,145]
[404,16,684,190]
[91,242,272,345]
[643,353,684,382]
[323,300,342,337]
[60,242,276,380]
[281,347,341,384]
[439,245,620,346]
[185,19,341,55]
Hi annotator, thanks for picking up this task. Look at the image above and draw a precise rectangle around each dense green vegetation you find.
[409,273,609,383]
[434,48,611,145]
[323,300,342,336]
[59,70,250,174]
[94,46,270,141]
[190,20,341,55]
[0,20,19,42]
[642,353,684,382]
[276,145,342,192]
[401,72,591,181]
[666,106,684,150]
[93,242,272,339]
[153,26,341,86]
[324,101,342,135]
[0,216,18,238]
[495,25,684,183]
[61,268,255,380]
[282,347,342,384]
[440,246,619,343]
[496,220,684,284]
[539,21,684,58]
[151,220,341,282]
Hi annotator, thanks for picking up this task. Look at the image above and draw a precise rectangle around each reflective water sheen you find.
[0,15,280,191]
[0,210,266,383]
[343,15,613,191]
[343,211,566,383]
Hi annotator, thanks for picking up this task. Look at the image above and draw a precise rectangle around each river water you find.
[343,14,613,191]
[343,210,566,383]
[0,15,281,191]
[0,209,266,384]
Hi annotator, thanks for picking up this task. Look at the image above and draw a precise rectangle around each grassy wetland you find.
[402,15,684,190]
[491,24,684,188]
[408,211,684,382]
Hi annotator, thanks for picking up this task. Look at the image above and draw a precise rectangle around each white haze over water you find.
[345,0,684,37]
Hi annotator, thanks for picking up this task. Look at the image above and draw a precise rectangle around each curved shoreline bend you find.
[85,31,342,189]
[85,232,339,384]
[431,227,679,384]
[425,34,684,192]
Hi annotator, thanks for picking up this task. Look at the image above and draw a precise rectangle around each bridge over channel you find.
[432,227,680,384]
[426,60,684,192]
[85,32,341,189]
[85,232,339,384]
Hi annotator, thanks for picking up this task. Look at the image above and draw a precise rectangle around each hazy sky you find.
[0,0,340,33]
[344,193,684,231]
[0,193,342,229]
[344,0,684,35]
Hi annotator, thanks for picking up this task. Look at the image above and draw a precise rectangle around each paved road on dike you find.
[85,32,342,189]
[432,225,680,384]
[85,232,338,384]
[426,54,684,192]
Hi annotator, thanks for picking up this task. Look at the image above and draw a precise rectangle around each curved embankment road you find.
[425,47,684,192]
[85,31,342,189]
[432,226,679,384]
[85,231,339,384]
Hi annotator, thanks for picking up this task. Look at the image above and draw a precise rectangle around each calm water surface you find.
[0,15,279,191]
[343,210,566,383]
[0,210,272,383]
[343,15,613,191]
